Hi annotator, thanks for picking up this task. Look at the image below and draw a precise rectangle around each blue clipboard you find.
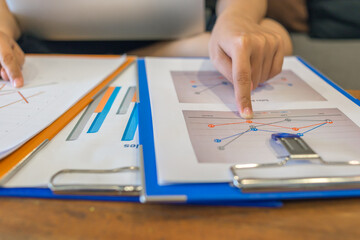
[0,187,139,202]
[0,185,281,207]
[138,57,360,204]
[0,58,277,207]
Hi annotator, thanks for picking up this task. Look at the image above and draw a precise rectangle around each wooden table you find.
[0,90,359,240]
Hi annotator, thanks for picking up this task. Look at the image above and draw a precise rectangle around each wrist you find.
[216,0,267,24]
[215,9,258,30]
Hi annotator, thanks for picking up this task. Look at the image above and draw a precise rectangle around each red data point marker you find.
[246,120,253,123]
[292,128,299,131]
[208,124,215,128]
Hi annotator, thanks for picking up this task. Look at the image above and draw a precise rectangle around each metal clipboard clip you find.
[48,166,142,196]
[231,133,360,192]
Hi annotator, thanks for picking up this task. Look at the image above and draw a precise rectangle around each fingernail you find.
[241,107,253,119]
[13,78,23,88]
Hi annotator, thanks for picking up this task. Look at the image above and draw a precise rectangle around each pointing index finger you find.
[232,47,253,119]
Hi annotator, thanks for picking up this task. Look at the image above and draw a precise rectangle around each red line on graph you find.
[208,120,329,131]
[208,121,249,128]
[0,84,5,90]
[17,91,29,103]
[0,92,43,109]
[297,122,328,129]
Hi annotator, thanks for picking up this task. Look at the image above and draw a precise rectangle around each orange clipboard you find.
[0,54,136,181]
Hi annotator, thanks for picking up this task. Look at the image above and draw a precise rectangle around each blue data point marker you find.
[214,139,221,143]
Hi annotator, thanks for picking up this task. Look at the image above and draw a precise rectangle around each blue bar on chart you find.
[121,103,139,141]
[88,86,121,133]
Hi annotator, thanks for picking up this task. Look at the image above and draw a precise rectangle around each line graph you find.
[0,91,44,109]
[171,71,234,104]
[0,82,44,109]
[183,108,360,164]
[191,80,230,95]
[209,118,333,150]
[171,70,325,104]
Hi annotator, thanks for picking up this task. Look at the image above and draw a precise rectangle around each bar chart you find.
[67,85,138,142]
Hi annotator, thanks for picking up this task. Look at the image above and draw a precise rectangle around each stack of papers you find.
[0,55,126,159]
[4,59,140,189]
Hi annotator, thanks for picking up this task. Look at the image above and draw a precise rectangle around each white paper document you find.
[0,55,126,159]
[144,57,360,184]
[4,62,139,188]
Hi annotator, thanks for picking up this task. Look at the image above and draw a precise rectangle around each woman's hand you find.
[209,11,287,119]
[0,31,24,87]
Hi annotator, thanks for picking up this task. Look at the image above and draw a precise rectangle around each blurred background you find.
[267,0,360,90]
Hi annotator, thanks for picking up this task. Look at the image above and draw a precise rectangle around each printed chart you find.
[67,86,138,142]
[4,60,140,187]
[5,85,140,188]
[171,70,326,104]
[0,55,127,159]
[183,108,360,164]
[0,81,59,137]
[0,82,54,110]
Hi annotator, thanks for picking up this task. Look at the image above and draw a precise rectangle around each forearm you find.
[0,0,21,39]
[216,0,267,23]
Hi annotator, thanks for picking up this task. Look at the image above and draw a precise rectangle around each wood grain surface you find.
[0,90,359,240]
[1,198,360,240]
